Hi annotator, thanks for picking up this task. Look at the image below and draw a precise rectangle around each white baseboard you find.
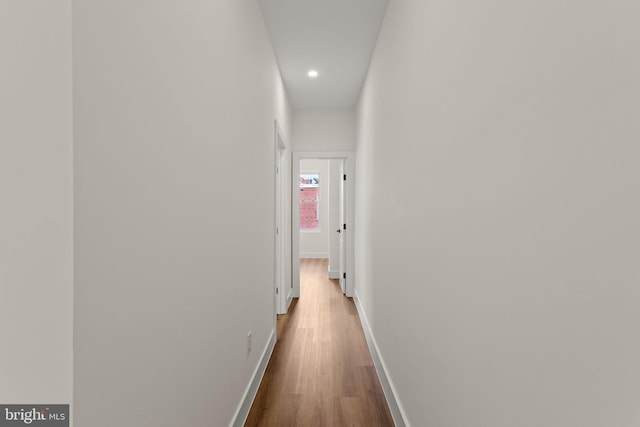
[286,290,293,312]
[353,291,409,427]
[229,328,276,427]
[328,270,340,279]
[300,253,328,259]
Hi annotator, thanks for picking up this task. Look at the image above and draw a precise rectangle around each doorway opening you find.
[274,121,290,316]
[292,151,355,300]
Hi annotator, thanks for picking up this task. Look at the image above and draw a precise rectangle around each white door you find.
[339,160,346,294]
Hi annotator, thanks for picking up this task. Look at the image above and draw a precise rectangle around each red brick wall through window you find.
[300,186,319,231]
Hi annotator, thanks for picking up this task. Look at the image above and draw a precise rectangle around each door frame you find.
[274,121,290,315]
[292,151,355,298]
[338,159,346,294]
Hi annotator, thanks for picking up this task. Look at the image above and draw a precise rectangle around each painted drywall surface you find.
[300,159,330,258]
[293,109,355,268]
[356,1,640,426]
[292,109,356,151]
[328,160,342,276]
[72,1,291,426]
[0,0,73,407]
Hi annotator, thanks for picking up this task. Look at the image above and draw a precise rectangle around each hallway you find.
[245,259,394,426]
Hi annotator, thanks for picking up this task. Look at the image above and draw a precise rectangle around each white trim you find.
[353,291,410,427]
[328,270,340,279]
[274,120,289,315]
[286,291,293,313]
[229,328,276,427]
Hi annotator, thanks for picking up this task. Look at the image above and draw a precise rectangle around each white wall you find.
[356,1,640,426]
[72,1,291,426]
[0,0,73,408]
[293,109,354,275]
[300,159,330,258]
[292,109,356,151]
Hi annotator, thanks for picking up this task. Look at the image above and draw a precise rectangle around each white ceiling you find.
[259,0,389,110]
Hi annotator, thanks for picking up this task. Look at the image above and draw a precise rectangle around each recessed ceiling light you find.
[307,70,318,78]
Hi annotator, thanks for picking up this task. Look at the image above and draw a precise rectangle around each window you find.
[300,174,320,232]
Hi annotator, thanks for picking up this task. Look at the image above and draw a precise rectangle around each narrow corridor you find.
[246,259,394,426]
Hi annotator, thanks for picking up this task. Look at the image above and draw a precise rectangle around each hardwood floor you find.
[245,259,394,427]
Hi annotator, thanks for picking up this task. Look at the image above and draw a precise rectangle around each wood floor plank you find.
[245,259,394,427]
